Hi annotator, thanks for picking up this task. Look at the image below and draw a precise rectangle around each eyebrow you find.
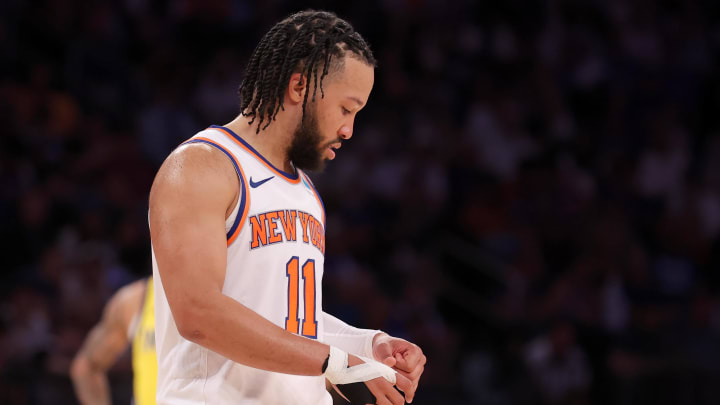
[348,97,365,107]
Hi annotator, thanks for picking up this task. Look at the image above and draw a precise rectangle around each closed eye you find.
[341,107,351,115]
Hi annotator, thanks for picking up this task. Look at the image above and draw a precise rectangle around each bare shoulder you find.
[104,279,146,331]
[151,143,238,198]
[149,143,239,218]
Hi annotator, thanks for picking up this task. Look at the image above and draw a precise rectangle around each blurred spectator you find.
[525,321,591,405]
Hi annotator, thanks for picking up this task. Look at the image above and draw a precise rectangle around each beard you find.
[287,106,335,172]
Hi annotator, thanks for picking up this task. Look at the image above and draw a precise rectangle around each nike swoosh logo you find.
[249,176,275,188]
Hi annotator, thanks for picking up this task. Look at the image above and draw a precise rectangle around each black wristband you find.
[321,352,330,373]
[335,382,376,405]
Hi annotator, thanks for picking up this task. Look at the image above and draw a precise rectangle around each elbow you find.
[70,355,90,382]
[173,300,211,344]
[176,321,206,343]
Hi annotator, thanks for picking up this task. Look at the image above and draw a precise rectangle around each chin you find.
[311,161,328,173]
[294,158,326,173]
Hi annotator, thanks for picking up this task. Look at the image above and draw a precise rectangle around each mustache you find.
[323,138,343,148]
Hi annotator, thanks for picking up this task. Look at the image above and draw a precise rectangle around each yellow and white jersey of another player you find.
[130,277,157,405]
[72,276,159,405]
[152,125,332,404]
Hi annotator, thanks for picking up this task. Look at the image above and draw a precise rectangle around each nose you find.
[338,124,353,140]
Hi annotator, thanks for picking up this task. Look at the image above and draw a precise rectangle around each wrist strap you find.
[323,346,396,385]
[321,352,330,373]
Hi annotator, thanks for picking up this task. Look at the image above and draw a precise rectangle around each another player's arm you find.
[149,144,410,404]
[70,280,145,405]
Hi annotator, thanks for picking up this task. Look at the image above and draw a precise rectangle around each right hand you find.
[346,354,412,405]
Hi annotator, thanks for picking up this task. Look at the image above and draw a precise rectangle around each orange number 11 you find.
[285,257,317,338]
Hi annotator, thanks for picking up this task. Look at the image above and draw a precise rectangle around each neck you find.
[223,114,296,173]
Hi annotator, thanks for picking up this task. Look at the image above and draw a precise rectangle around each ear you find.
[286,72,307,105]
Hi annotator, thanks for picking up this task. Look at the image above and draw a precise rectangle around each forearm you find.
[70,358,111,405]
[322,312,382,358]
[179,291,330,375]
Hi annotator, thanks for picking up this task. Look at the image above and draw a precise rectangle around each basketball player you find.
[71,277,156,405]
[149,10,425,405]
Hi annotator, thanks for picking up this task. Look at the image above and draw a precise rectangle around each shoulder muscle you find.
[149,143,238,221]
[149,142,239,309]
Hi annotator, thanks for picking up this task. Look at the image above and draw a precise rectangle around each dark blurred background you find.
[4,0,720,404]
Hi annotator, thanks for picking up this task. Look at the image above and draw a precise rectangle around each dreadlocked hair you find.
[238,10,376,133]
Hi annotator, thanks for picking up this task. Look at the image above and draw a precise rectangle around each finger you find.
[375,339,393,354]
[407,370,423,403]
[406,364,424,382]
[394,364,424,387]
[386,388,406,405]
[390,379,417,403]
[396,347,424,371]
[405,365,424,403]
[394,372,415,401]
[374,341,394,360]
[394,368,412,380]
[375,394,392,405]
[382,356,397,367]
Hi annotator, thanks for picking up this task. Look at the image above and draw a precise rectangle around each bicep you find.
[149,145,238,322]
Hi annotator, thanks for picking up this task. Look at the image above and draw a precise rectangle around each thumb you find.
[381,356,397,367]
[374,339,393,359]
[374,340,396,367]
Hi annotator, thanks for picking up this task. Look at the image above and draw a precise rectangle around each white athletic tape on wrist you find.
[324,346,397,385]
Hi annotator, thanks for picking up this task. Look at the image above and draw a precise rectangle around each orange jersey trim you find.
[209,125,302,184]
[181,137,250,246]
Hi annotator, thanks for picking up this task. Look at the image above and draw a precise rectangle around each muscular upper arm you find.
[72,280,145,374]
[149,143,239,335]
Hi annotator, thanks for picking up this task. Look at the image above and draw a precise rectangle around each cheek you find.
[316,108,343,136]
[318,106,340,126]
[310,117,334,145]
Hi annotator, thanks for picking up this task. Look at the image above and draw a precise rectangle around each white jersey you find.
[152,125,331,405]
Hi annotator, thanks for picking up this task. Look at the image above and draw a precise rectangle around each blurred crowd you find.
[3,0,720,404]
